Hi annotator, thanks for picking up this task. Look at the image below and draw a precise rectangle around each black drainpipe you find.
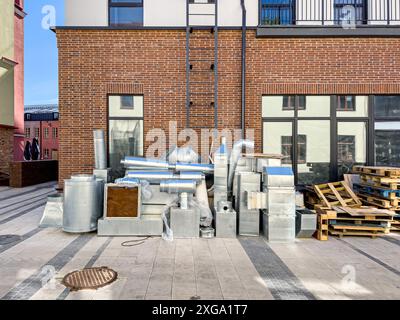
[240,0,247,139]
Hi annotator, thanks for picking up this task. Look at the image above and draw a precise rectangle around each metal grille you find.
[62,267,118,291]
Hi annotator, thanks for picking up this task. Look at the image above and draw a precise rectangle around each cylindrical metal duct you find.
[160,180,197,194]
[93,130,107,170]
[63,174,104,233]
[175,162,214,173]
[126,171,205,183]
[126,171,175,182]
[122,157,171,169]
[179,172,205,181]
[228,140,255,192]
[122,156,214,173]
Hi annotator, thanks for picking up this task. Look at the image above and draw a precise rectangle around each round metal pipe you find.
[175,162,214,173]
[122,157,172,169]
[160,180,197,195]
[126,171,175,182]
[93,130,107,170]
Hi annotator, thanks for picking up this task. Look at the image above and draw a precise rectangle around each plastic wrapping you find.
[168,146,199,164]
[189,197,213,228]
[196,179,213,227]
[114,177,153,201]
[228,140,255,192]
[161,196,179,241]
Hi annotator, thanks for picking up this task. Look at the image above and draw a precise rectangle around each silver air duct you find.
[160,180,197,210]
[126,171,205,183]
[94,130,107,170]
[122,156,214,173]
[160,180,197,194]
[228,140,255,192]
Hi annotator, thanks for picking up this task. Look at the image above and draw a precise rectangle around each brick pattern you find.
[245,32,400,151]
[0,127,14,175]
[57,29,400,184]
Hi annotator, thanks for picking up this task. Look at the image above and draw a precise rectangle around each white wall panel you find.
[144,0,186,27]
[65,0,108,26]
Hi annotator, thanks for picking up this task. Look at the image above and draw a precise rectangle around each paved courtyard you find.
[0,182,399,300]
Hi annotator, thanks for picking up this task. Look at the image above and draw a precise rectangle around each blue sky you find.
[24,0,64,106]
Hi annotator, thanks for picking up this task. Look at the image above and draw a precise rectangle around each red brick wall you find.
[57,29,400,184]
[0,127,14,175]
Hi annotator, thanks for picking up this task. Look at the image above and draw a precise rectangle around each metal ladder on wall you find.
[186,0,218,130]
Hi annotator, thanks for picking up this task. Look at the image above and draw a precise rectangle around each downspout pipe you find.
[240,0,247,139]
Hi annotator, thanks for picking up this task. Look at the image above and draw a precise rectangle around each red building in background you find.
[14,0,26,161]
[24,105,59,160]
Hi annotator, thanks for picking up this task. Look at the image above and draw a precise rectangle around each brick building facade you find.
[56,0,400,186]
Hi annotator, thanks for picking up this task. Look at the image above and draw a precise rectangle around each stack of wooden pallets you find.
[353,166,400,212]
[312,181,395,240]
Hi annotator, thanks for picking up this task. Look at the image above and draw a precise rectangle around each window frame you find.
[262,94,374,186]
[282,95,306,111]
[108,0,144,27]
[107,94,145,177]
[337,95,356,112]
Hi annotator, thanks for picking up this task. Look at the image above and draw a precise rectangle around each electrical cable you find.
[121,237,151,247]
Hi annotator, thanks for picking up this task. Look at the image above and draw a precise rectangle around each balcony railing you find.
[259,0,400,26]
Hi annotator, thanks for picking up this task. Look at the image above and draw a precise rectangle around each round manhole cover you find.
[0,235,22,245]
[62,267,118,291]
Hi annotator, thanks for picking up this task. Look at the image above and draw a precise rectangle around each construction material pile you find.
[310,170,398,240]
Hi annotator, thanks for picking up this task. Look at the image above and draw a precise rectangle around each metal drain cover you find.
[62,267,118,291]
[0,235,22,245]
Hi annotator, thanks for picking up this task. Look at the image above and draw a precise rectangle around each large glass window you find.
[337,122,367,177]
[334,0,366,25]
[375,122,400,167]
[297,120,331,185]
[108,95,144,180]
[374,96,400,118]
[260,0,294,25]
[109,0,143,27]
[263,122,293,166]
[337,95,368,117]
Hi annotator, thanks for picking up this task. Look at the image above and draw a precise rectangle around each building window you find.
[44,127,49,139]
[261,0,294,25]
[52,127,58,139]
[337,95,356,111]
[109,95,144,180]
[338,135,356,162]
[283,95,306,111]
[374,96,400,118]
[43,148,50,159]
[281,135,306,165]
[34,128,40,138]
[109,0,143,27]
[334,0,366,25]
[26,114,31,120]
[54,112,59,120]
[25,128,31,138]
[120,96,134,109]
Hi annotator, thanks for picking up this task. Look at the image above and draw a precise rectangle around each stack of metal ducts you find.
[237,172,261,236]
[262,167,296,243]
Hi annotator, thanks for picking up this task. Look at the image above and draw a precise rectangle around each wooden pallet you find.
[356,193,399,209]
[314,213,329,241]
[330,218,391,227]
[353,183,400,200]
[329,223,389,233]
[332,206,395,221]
[329,229,384,239]
[314,181,362,209]
[353,166,400,178]
[359,174,400,190]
